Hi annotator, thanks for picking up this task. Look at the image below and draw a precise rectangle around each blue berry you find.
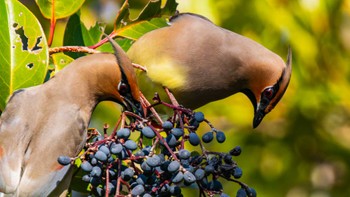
[236,188,247,197]
[208,180,223,191]
[81,161,93,172]
[162,121,173,131]
[205,165,215,174]
[194,168,205,180]
[247,187,257,197]
[190,120,200,129]
[82,174,91,182]
[118,148,129,159]
[172,171,184,183]
[233,167,243,179]
[184,164,194,173]
[168,160,180,173]
[194,112,205,122]
[94,187,105,196]
[117,128,131,139]
[142,146,152,155]
[131,184,145,196]
[57,156,71,166]
[109,169,116,177]
[90,166,102,177]
[121,168,134,181]
[141,161,153,174]
[90,157,98,165]
[230,146,242,156]
[135,150,145,157]
[110,142,123,154]
[146,155,161,167]
[99,145,110,156]
[183,171,196,184]
[169,185,181,195]
[104,182,116,195]
[95,150,108,162]
[124,140,138,150]
[178,149,191,159]
[93,135,104,142]
[189,133,200,146]
[216,131,226,143]
[142,126,155,139]
[224,154,233,164]
[171,128,184,138]
[202,132,214,143]
[221,193,230,197]
[166,134,177,147]
[136,174,147,185]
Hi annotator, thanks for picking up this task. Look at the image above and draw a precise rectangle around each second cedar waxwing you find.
[127,13,292,128]
[0,39,141,196]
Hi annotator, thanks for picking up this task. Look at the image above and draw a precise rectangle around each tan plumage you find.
[0,39,140,196]
[127,13,292,128]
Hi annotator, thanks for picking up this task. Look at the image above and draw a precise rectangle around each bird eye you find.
[263,87,274,99]
[118,82,129,95]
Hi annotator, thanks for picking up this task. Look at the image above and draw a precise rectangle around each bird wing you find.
[15,103,87,196]
[0,90,30,194]
[0,87,87,196]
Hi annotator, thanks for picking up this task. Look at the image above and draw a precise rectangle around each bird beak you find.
[122,96,143,116]
[253,103,266,128]
[241,89,265,128]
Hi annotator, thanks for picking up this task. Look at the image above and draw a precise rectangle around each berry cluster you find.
[58,93,256,197]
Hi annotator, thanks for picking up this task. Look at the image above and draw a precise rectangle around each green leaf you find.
[51,53,73,71]
[112,0,176,42]
[0,0,48,111]
[97,38,134,53]
[160,0,178,17]
[114,0,131,29]
[63,14,84,59]
[63,13,103,59]
[35,0,85,19]
[136,0,162,21]
[117,18,168,40]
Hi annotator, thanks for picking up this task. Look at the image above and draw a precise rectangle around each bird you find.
[127,13,292,128]
[0,37,141,196]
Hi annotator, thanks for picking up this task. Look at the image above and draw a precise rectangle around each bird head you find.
[105,36,142,114]
[242,48,292,128]
[114,67,142,114]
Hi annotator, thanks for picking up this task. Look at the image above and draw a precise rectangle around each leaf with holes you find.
[91,0,177,49]
[111,0,176,40]
[0,0,48,111]
[52,53,73,72]
[114,0,177,29]
[35,0,85,19]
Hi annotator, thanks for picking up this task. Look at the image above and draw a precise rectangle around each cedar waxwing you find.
[127,13,292,128]
[0,38,141,196]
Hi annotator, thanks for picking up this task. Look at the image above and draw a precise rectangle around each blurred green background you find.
[21,0,350,196]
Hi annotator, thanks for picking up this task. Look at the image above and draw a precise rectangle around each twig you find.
[164,87,179,107]
[140,93,163,124]
[132,63,147,72]
[219,175,249,188]
[49,46,101,55]
[105,167,110,197]
[148,124,178,161]
[115,159,122,196]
